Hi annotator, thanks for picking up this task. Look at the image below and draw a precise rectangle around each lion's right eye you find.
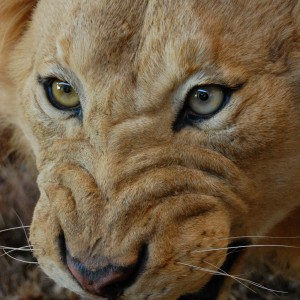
[43,78,81,111]
[172,82,244,131]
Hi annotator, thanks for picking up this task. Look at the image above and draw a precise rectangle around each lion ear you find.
[0,0,37,54]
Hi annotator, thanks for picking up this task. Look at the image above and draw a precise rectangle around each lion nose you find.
[65,244,148,299]
[66,255,136,298]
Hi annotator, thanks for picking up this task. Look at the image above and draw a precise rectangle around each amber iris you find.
[187,85,224,115]
[51,80,80,109]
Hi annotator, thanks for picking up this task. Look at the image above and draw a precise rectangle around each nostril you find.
[65,244,148,299]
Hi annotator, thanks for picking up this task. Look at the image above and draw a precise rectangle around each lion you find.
[0,1,299,299]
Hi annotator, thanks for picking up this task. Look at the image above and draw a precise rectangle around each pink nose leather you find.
[67,262,127,293]
[66,253,135,297]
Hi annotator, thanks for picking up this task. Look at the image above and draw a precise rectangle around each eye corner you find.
[38,76,56,95]
[37,75,43,84]
[37,75,51,86]
[228,82,245,92]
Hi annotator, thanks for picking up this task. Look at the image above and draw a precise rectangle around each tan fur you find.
[0,1,299,299]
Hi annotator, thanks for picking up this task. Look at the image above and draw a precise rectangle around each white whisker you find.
[0,245,40,251]
[202,260,288,296]
[0,226,31,233]
[202,260,257,294]
[0,245,40,257]
[2,249,39,264]
[178,261,222,275]
[193,244,300,254]
[212,235,300,241]
[177,262,256,293]
[238,277,288,295]
[13,210,32,250]
[0,245,33,250]
[178,261,288,298]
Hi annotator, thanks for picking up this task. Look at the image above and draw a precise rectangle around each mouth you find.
[178,239,251,300]
[58,232,249,300]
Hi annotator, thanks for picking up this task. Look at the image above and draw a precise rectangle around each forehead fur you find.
[30,0,297,85]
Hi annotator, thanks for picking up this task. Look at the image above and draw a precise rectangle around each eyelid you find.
[184,82,244,99]
[37,75,80,95]
[37,62,84,93]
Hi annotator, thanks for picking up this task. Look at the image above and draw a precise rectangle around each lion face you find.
[5,0,300,299]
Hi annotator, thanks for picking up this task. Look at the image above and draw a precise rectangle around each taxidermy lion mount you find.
[0,1,299,299]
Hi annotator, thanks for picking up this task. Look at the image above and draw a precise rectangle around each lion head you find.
[1,1,299,299]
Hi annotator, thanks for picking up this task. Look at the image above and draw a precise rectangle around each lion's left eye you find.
[43,78,80,110]
[186,85,225,116]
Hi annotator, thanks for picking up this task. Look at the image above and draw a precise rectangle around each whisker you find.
[178,261,223,276]
[13,210,32,250]
[177,262,256,294]
[202,260,288,297]
[0,245,40,251]
[193,244,300,254]
[178,261,288,298]
[238,277,288,296]
[212,235,300,241]
[0,245,40,257]
[0,245,34,250]
[202,260,257,294]
[0,226,31,233]
[2,249,39,264]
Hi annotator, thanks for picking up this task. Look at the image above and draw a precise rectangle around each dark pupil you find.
[61,83,71,93]
[196,90,209,101]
